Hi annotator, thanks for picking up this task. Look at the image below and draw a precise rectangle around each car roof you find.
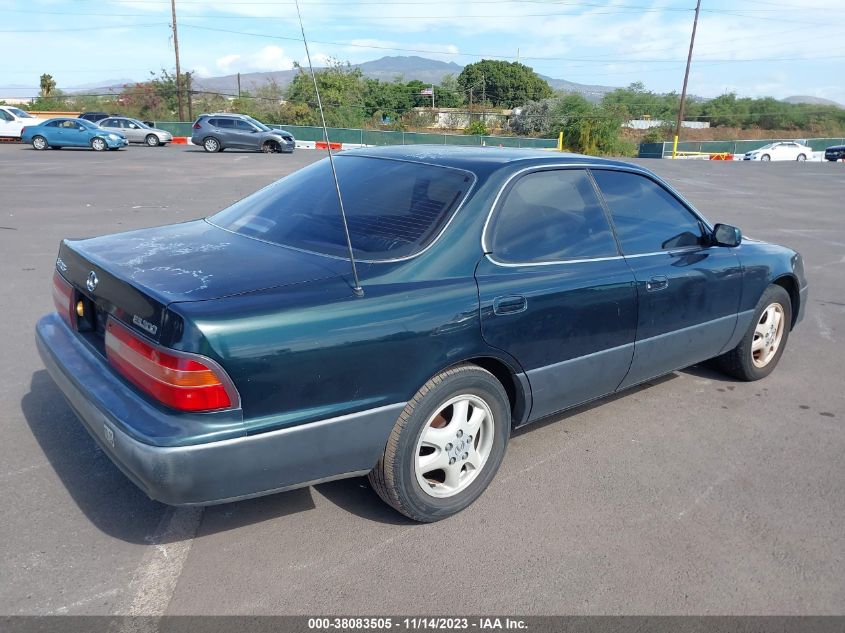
[341,144,637,173]
[199,113,251,119]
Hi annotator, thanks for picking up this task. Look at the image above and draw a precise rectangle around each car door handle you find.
[646,276,669,292]
[493,295,527,315]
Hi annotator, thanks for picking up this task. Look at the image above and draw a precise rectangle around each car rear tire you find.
[760,154,771,162]
[203,137,221,153]
[91,137,107,151]
[368,363,511,522]
[146,134,160,147]
[32,136,48,150]
[715,284,792,381]
[796,154,806,162]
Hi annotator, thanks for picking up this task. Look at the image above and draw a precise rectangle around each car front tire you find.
[369,363,511,522]
[715,284,792,381]
[91,137,107,151]
[797,153,807,162]
[760,154,771,162]
[146,134,160,147]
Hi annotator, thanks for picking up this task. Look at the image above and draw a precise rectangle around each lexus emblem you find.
[86,271,99,292]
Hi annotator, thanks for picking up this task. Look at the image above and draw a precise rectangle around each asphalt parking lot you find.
[0,143,842,616]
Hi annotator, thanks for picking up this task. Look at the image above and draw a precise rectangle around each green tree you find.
[286,59,368,128]
[39,73,57,98]
[508,98,557,136]
[435,74,465,108]
[457,60,553,108]
[465,119,488,135]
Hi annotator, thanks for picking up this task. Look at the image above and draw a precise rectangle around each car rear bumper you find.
[35,313,403,505]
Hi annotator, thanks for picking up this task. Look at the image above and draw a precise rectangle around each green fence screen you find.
[638,137,845,158]
[153,121,558,149]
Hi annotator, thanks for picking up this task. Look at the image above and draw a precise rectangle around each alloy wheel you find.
[751,303,785,368]
[414,394,495,498]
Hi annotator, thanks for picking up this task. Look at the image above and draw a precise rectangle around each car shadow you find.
[22,364,735,537]
[21,370,318,544]
[314,478,417,526]
[680,362,744,383]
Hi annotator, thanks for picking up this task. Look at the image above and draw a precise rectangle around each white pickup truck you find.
[0,106,46,138]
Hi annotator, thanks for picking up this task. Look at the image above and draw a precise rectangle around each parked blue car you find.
[36,146,807,522]
[21,117,128,151]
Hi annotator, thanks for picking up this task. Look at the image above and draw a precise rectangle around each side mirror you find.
[713,223,742,247]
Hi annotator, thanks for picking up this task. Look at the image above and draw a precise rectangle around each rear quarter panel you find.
[170,272,518,436]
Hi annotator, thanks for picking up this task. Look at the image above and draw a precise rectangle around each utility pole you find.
[481,74,486,127]
[469,87,473,123]
[237,72,242,99]
[673,0,701,158]
[431,84,435,109]
[186,72,193,121]
[170,0,184,121]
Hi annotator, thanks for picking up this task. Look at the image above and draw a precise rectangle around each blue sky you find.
[1,0,844,103]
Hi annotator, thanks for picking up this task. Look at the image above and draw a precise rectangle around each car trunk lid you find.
[57,219,350,345]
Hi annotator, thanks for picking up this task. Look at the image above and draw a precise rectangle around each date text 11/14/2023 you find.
[307,617,527,630]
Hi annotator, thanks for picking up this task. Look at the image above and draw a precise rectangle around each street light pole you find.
[673,0,701,159]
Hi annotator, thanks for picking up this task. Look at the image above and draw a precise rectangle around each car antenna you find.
[294,0,364,297]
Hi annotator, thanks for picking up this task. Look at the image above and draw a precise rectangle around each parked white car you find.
[743,141,813,162]
[0,106,46,138]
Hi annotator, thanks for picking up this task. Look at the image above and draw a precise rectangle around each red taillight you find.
[52,270,74,327]
[192,122,201,129]
[105,318,236,412]
[21,127,27,136]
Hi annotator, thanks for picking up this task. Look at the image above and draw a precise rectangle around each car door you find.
[50,120,78,146]
[214,118,237,147]
[230,119,259,148]
[0,109,14,136]
[124,120,145,143]
[591,169,743,389]
[475,167,638,421]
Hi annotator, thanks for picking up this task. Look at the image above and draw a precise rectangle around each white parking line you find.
[116,506,202,629]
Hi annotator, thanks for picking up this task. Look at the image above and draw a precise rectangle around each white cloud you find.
[214,45,294,74]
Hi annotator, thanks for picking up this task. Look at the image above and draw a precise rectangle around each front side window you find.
[210,156,474,261]
[592,170,705,255]
[235,120,256,131]
[489,169,618,263]
[217,118,235,129]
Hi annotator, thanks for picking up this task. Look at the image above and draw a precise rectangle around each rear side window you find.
[592,170,705,255]
[216,118,235,128]
[210,156,473,261]
[489,169,617,263]
[0,110,12,122]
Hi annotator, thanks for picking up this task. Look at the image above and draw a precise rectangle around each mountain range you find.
[1,55,842,108]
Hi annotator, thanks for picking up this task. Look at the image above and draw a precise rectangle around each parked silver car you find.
[98,117,173,147]
[190,113,295,153]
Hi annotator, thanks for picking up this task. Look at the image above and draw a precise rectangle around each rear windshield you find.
[209,156,474,261]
